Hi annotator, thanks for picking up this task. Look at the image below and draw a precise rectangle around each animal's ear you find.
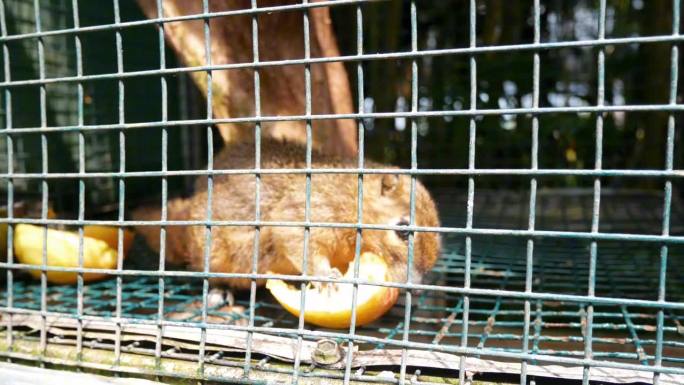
[381,174,399,196]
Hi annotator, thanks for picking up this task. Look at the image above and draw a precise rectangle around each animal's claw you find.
[329,267,343,280]
[311,267,344,295]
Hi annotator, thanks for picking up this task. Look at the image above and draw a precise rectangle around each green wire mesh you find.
[2,189,682,371]
[0,0,683,384]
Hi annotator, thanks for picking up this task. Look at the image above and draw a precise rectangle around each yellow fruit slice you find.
[83,225,134,255]
[14,224,124,284]
[266,252,399,329]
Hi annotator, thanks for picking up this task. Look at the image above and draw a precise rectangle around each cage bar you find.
[655,1,680,384]
[520,0,541,383]
[459,0,477,382]
[583,1,607,383]
[154,0,167,373]
[70,0,85,366]
[199,0,214,377]
[243,0,261,377]
[0,0,13,357]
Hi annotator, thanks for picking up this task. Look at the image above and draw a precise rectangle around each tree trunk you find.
[136,0,357,159]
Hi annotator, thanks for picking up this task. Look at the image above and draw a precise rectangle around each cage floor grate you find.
[2,190,683,373]
[0,188,682,384]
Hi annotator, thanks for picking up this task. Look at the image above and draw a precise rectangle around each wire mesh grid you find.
[0,1,681,385]
[1,190,683,384]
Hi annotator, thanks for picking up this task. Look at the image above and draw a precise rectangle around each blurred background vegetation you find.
[333,0,682,190]
[0,0,681,216]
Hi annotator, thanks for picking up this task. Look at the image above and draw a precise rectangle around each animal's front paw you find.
[207,287,235,308]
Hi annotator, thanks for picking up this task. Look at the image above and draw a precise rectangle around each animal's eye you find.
[395,219,411,241]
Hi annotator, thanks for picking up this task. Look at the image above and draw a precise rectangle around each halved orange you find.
[14,224,131,284]
[83,225,134,255]
[266,252,399,329]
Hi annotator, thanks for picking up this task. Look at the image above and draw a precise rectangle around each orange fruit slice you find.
[83,225,134,255]
[266,252,399,329]
[13,224,129,284]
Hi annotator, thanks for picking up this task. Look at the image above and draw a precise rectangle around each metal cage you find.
[0,1,682,385]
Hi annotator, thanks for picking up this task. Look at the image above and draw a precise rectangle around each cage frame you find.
[0,1,681,385]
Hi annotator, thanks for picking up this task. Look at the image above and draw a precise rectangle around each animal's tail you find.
[131,197,190,265]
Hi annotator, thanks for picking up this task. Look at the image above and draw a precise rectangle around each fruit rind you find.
[266,252,399,329]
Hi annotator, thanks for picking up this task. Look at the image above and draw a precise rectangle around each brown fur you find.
[135,0,357,158]
[132,139,441,289]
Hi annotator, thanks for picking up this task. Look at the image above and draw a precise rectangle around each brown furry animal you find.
[132,139,441,292]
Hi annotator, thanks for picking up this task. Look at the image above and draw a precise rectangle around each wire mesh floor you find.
[1,188,683,382]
